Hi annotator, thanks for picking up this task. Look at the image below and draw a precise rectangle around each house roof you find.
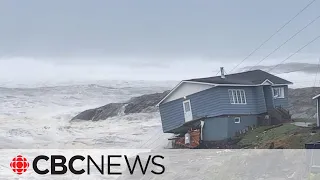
[313,94,320,100]
[157,69,293,106]
[185,69,293,85]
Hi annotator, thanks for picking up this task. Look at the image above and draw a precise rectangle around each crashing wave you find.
[71,91,170,121]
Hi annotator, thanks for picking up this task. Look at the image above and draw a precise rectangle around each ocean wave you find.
[7,128,32,137]
[0,81,174,149]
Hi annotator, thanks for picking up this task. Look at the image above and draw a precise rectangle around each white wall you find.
[163,82,214,103]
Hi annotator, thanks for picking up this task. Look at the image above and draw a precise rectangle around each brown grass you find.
[238,123,320,149]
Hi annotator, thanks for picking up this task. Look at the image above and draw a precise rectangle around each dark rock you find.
[71,86,320,121]
[72,109,97,121]
[124,92,168,114]
[71,90,170,121]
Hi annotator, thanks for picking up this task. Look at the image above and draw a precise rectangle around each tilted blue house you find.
[157,68,293,141]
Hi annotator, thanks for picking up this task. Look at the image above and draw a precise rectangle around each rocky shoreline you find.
[72,87,320,121]
[71,91,169,121]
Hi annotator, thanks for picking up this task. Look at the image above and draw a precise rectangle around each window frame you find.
[272,87,285,99]
[228,89,247,104]
[234,117,241,124]
[183,99,191,113]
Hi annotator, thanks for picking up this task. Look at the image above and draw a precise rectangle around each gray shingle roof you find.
[185,70,293,85]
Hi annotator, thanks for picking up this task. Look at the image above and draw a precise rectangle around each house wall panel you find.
[273,85,289,109]
[202,117,228,141]
[264,86,275,110]
[159,86,268,133]
[202,115,258,141]
[255,86,267,113]
[214,87,260,115]
[227,115,258,138]
[159,100,185,133]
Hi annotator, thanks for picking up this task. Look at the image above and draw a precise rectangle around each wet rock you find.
[71,91,170,121]
[71,86,320,121]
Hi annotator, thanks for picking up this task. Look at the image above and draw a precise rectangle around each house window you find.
[234,117,241,123]
[228,89,247,104]
[273,87,285,99]
[183,100,191,112]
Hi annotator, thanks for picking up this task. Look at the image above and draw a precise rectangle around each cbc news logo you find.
[10,155,30,175]
[9,154,165,176]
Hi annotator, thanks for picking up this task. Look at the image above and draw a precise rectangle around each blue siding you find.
[254,86,267,114]
[263,86,275,110]
[227,115,257,138]
[159,100,185,133]
[202,117,228,141]
[202,115,258,141]
[187,87,220,118]
[159,86,268,133]
[212,87,262,116]
[273,85,289,109]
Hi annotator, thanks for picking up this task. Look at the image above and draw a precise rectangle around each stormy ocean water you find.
[0,77,315,180]
[0,81,176,149]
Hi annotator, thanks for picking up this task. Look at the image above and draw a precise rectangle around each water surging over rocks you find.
[71,91,170,121]
[72,86,320,122]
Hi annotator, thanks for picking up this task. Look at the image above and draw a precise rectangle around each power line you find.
[288,59,320,120]
[273,62,320,75]
[229,0,317,73]
[215,69,221,76]
[138,129,163,148]
[250,14,320,70]
[274,66,311,75]
[274,65,316,75]
[267,34,320,72]
[215,68,229,76]
[291,81,320,84]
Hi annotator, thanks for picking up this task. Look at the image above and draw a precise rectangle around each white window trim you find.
[234,117,241,124]
[272,87,285,99]
[228,89,247,104]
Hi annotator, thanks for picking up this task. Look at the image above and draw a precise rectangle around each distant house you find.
[157,68,293,142]
[312,94,320,127]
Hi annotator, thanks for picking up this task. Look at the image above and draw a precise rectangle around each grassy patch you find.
[293,118,316,123]
[238,123,320,149]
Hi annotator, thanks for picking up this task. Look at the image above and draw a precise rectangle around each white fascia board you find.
[215,82,292,87]
[261,79,274,85]
[156,81,216,106]
[181,80,217,86]
[214,83,262,87]
[271,83,293,86]
[313,94,320,100]
[156,81,184,106]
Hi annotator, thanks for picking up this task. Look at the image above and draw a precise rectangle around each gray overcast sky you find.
[0,0,319,84]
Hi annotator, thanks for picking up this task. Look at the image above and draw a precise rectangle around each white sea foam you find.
[0,81,175,149]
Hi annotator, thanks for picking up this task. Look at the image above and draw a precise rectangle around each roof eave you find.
[313,94,320,100]
[272,82,293,86]
[157,79,293,106]
[156,81,216,106]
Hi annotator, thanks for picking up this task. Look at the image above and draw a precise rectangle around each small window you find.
[273,87,285,99]
[183,100,191,112]
[234,117,241,124]
[228,89,247,104]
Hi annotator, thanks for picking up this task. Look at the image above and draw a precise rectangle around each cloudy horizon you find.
[0,0,319,87]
